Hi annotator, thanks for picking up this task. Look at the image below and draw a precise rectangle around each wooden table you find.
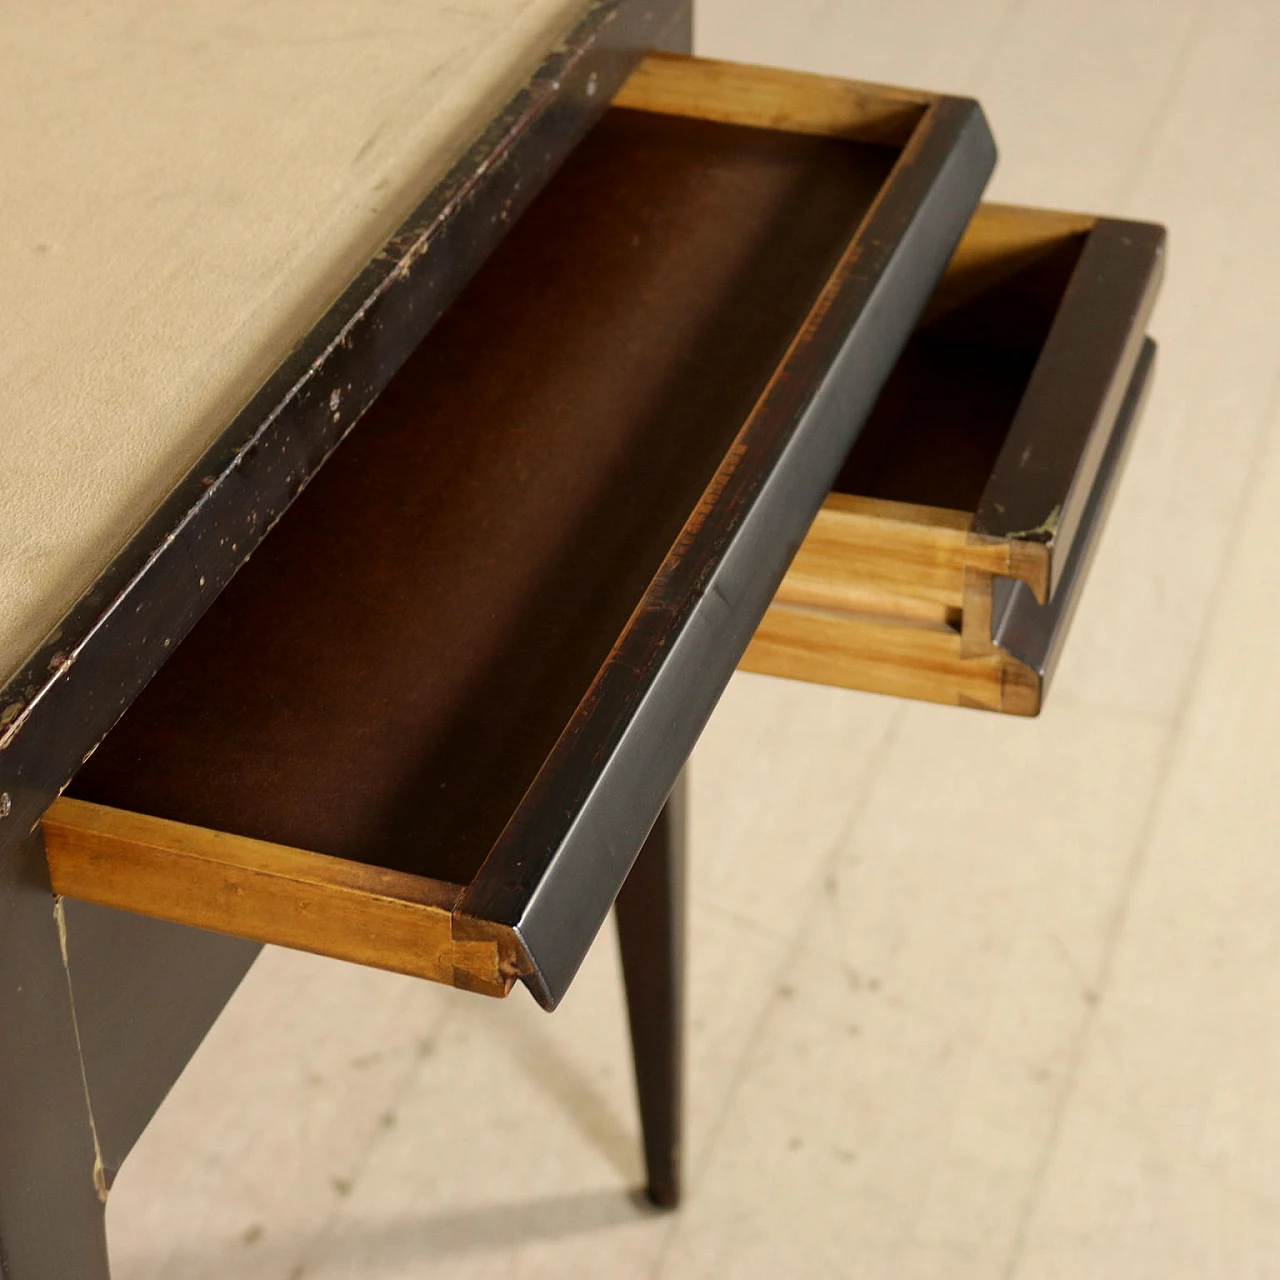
[0,2,1162,1273]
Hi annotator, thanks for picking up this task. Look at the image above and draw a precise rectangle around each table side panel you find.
[972,218,1166,592]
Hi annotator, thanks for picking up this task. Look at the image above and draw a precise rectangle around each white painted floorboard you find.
[108,2,1280,1275]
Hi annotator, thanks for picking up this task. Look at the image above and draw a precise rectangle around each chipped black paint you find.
[972,218,1166,595]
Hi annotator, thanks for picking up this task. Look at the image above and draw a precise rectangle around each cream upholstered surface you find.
[0,0,587,687]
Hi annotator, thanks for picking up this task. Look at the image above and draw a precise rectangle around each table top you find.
[0,0,588,688]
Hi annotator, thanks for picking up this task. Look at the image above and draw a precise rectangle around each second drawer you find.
[742,202,1165,715]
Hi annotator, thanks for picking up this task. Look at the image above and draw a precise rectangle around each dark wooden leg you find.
[0,829,111,1278]
[614,0,692,1214]
[615,772,686,1209]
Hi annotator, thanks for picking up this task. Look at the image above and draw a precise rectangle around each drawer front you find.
[45,55,996,1009]
[742,203,1165,715]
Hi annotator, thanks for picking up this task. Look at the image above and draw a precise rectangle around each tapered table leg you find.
[615,772,686,1208]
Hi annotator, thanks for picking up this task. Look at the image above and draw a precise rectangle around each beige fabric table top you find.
[0,0,587,688]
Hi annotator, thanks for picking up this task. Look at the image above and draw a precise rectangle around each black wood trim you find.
[459,94,998,1008]
[0,0,683,864]
[972,217,1166,596]
[991,336,1156,688]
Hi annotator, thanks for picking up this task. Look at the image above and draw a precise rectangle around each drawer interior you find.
[43,55,990,1005]
[834,209,1089,514]
[741,203,1162,714]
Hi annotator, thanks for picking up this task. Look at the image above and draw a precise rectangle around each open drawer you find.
[39,54,995,1009]
[741,203,1165,714]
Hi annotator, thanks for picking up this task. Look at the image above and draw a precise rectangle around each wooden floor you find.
[107,2,1280,1276]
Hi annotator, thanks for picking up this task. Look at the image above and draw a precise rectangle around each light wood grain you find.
[774,494,1042,622]
[741,604,1004,712]
[744,490,1044,714]
[43,798,527,997]
[741,601,1039,715]
[615,51,929,145]
[922,202,1095,329]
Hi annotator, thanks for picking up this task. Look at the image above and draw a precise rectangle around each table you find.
[0,3,1160,1273]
